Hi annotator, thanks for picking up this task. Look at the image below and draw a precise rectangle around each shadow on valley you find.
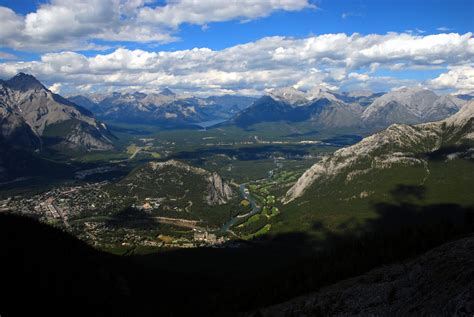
[1,184,473,316]
[423,144,474,161]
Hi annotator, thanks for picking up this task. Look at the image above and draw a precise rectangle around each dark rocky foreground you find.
[248,236,474,316]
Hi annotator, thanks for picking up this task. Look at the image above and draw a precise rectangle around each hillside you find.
[108,159,236,225]
[284,101,474,203]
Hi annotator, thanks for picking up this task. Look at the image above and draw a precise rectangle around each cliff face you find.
[252,235,474,316]
[0,107,40,149]
[206,172,234,205]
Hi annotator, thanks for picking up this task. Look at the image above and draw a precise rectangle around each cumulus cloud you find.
[429,65,474,93]
[0,0,313,52]
[0,32,473,95]
[48,83,62,93]
[138,0,314,27]
[0,1,176,51]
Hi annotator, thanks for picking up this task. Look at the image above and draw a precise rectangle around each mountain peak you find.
[267,86,341,105]
[268,87,307,104]
[6,73,45,92]
[306,86,339,102]
[160,88,175,96]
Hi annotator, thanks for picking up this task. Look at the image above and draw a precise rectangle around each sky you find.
[0,0,473,96]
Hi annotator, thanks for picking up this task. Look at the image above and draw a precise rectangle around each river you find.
[220,183,260,233]
[220,159,281,233]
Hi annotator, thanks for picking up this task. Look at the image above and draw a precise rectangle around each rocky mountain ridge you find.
[362,87,466,127]
[284,101,474,203]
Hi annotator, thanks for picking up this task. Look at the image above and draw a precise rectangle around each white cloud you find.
[0,52,17,60]
[1,32,473,95]
[429,65,474,93]
[138,0,314,27]
[48,83,62,93]
[348,72,370,81]
[341,12,363,19]
[0,0,313,52]
[437,26,451,32]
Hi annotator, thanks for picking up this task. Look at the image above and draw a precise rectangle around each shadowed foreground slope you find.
[250,235,474,316]
[1,203,473,316]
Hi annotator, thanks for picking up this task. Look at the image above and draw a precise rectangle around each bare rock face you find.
[0,107,40,149]
[0,73,113,151]
[207,172,234,205]
[251,236,474,316]
[362,87,465,127]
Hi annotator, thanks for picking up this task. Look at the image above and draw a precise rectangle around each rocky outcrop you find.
[250,235,474,316]
[206,172,234,205]
[284,101,474,203]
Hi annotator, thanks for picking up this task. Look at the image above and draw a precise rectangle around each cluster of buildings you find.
[0,181,112,224]
[132,197,164,211]
[193,229,226,245]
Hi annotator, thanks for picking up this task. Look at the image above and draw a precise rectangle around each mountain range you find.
[229,86,467,131]
[69,90,256,126]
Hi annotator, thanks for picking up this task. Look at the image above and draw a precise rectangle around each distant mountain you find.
[229,86,466,132]
[204,94,258,118]
[361,87,466,128]
[0,73,114,151]
[284,100,474,203]
[69,91,256,126]
[159,87,175,96]
[230,87,365,129]
[338,91,386,107]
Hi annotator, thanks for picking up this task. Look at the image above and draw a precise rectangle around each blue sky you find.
[0,0,473,95]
